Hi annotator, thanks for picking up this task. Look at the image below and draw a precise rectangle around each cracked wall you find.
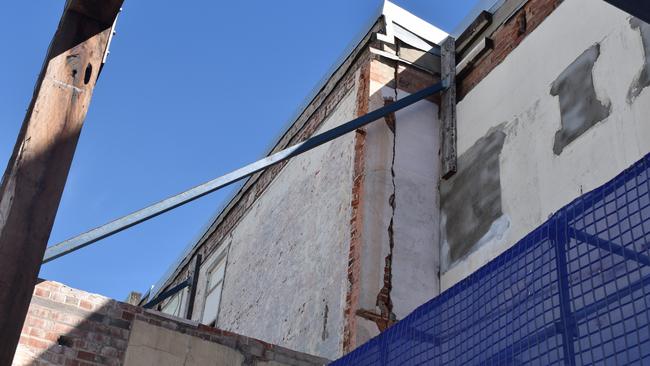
[551,44,611,155]
[353,59,440,346]
[446,0,650,290]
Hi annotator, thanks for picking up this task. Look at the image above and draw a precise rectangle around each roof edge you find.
[147,1,449,299]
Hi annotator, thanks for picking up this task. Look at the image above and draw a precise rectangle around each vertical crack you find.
[374,95,398,331]
[322,302,329,340]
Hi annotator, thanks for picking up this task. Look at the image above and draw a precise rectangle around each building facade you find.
[148,0,650,361]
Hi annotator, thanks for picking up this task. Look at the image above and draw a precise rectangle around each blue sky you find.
[0,0,480,301]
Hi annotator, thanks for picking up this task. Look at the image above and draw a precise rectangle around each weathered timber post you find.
[0,1,122,363]
[440,37,457,179]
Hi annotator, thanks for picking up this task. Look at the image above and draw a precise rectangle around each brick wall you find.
[155,23,384,299]
[458,0,562,99]
[13,280,328,365]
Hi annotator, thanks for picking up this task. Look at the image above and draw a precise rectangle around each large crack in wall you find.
[374,97,398,331]
[628,17,650,103]
[441,126,506,266]
[551,43,611,155]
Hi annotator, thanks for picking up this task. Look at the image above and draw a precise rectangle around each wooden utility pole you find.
[0,1,122,363]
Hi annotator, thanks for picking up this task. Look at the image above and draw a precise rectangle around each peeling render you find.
[551,44,611,155]
[355,60,440,340]
[628,18,650,103]
[214,88,359,358]
[441,126,506,267]
[375,98,397,328]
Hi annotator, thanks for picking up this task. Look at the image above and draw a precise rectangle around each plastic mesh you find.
[332,155,650,365]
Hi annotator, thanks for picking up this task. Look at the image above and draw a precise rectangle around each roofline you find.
[147,1,448,299]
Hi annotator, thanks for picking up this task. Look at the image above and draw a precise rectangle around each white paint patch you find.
[382,1,448,45]
[49,77,84,93]
[391,90,440,319]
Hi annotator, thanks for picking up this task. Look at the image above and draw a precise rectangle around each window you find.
[160,288,187,317]
[202,258,226,325]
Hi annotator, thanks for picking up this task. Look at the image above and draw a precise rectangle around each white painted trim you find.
[382,0,449,45]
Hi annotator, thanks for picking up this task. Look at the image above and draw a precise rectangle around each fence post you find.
[552,215,577,365]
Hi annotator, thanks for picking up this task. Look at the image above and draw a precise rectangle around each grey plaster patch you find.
[551,44,611,155]
[441,126,506,265]
[628,18,650,103]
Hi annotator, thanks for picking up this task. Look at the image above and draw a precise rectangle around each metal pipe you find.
[143,277,192,309]
[43,81,447,263]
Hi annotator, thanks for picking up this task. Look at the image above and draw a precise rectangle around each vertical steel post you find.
[552,215,577,365]
[185,254,202,319]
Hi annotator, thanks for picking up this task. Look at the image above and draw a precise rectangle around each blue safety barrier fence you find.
[332,154,650,365]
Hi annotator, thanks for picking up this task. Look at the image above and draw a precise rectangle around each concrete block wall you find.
[442,0,650,289]
[13,280,329,366]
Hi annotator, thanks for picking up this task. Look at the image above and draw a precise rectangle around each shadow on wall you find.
[13,280,329,366]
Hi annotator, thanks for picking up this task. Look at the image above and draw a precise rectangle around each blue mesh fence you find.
[332,154,650,365]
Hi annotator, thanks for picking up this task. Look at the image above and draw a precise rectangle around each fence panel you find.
[333,155,650,365]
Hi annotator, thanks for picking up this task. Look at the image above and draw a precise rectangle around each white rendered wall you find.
[443,0,650,289]
[202,80,360,358]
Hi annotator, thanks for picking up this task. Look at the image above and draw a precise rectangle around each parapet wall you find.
[13,280,329,366]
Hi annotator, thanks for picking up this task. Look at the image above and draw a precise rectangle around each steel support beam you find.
[552,216,577,366]
[185,254,202,319]
[603,0,650,25]
[143,277,192,309]
[568,228,650,267]
[43,82,447,263]
[0,1,122,363]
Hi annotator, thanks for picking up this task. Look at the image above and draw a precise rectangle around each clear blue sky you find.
[0,0,480,301]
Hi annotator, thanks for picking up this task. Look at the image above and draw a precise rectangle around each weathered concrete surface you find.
[212,84,359,358]
[391,88,440,319]
[124,320,245,366]
[441,126,505,269]
[357,82,394,320]
[628,17,650,103]
[14,280,328,366]
[551,44,611,155]
[447,0,650,290]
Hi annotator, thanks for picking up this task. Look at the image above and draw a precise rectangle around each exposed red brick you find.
[458,0,561,99]
[76,350,95,362]
[121,311,134,321]
[78,300,93,311]
[343,61,371,354]
[34,287,50,299]
[25,316,46,329]
[65,296,80,307]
